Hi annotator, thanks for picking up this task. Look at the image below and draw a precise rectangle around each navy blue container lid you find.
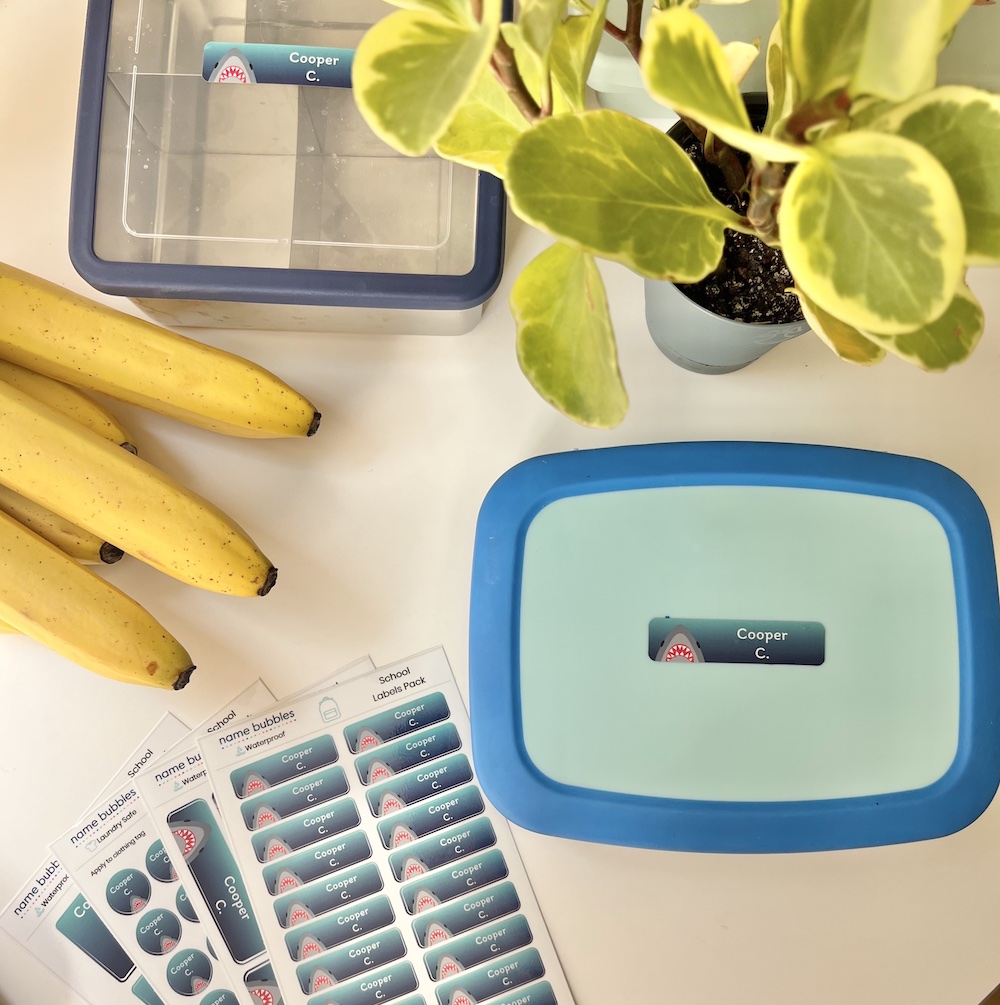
[468,442,1000,853]
[69,0,505,310]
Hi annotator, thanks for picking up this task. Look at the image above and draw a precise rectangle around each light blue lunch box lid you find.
[468,442,1000,853]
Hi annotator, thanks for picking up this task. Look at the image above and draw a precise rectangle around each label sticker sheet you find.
[137,661,376,1005]
[198,647,576,1005]
[137,680,278,1005]
[52,693,279,1005]
[1,714,190,1005]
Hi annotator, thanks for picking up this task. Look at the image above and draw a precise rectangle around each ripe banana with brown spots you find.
[0,358,137,449]
[0,378,276,596]
[0,508,194,688]
[0,483,123,565]
[0,262,321,439]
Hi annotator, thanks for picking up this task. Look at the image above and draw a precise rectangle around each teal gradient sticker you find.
[54,893,135,981]
[344,693,451,753]
[165,947,213,996]
[203,43,353,87]
[135,909,181,955]
[309,961,418,1005]
[106,870,152,916]
[230,735,338,799]
[168,799,265,964]
[648,617,826,665]
[131,975,168,1005]
[146,840,178,884]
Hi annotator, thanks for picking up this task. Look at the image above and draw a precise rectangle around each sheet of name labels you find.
[197,646,575,1005]
[52,688,287,1005]
[2,714,192,1005]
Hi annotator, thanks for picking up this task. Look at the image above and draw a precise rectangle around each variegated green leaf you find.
[505,109,742,282]
[862,281,984,369]
[501,18,587,116]
[780,130,966,334]
[641,5,810,163]
[640,6,750,127]
[550,0,610,112]
[784,0,870,102]
[850,0,939,102]
[433,66,528,176]
[794,289,886,365]
[873,86,1000,263]
[512,243,628,428]
[353,0,502,155]
[763,19,794,135]
[848,95,894,128]
[515,0,565,108]
[722,40,760,86]
[519,0,567,65]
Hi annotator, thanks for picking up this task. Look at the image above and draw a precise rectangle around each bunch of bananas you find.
[0,262,321,690]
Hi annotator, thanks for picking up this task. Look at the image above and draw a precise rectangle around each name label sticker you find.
[649,617,826,666]
[203,43,354,87]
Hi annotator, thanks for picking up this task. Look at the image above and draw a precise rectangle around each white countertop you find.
[3,3,1000,1004]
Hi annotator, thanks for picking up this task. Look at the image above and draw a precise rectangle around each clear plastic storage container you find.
[70,0,506,333]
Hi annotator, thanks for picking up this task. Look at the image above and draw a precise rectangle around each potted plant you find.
[351,0,1000,427]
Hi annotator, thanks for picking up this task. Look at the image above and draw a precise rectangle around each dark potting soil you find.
[675,132,804,326]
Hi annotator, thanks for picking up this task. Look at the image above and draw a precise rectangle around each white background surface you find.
[2,2,1000,1004]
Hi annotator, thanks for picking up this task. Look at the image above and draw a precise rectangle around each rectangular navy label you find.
[230,735,338,799]
[366,755,474,817]
[251,797,360,862]
[648,617,826,665]
[435,948,544,1005]
[167,798,265,964]
[400,849,508,914]
[54,893,135,982]
[262,830,372,896]
[423,914,533,981]
[274,862,383,928]
[411,882,521,947]
[283,895,395,961]
[203,42,353,87]
[378,786,484,849]
[241,765,350,830]
[355,724,463,785]
[388,818,497,882]
[490,982,558,1005]
[309,961,418,1005]
[295,927,407,992]
[345,693,451,753]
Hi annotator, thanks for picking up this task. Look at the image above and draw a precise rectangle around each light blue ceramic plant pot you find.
[644,274,812,375]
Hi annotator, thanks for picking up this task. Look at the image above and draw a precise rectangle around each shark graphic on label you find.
[206,48,257,83]
[171,821,209,863]
[654,625,704,663]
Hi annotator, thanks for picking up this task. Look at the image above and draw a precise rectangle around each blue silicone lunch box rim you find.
[468,441,1000,853]
[68,0,506,310]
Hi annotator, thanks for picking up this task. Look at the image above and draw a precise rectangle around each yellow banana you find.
[0,262,321,439]
[0,359,136,449]
[0,483,123,564]
[0,378,276,596]
[0,509,195,688]
[0,360,133,569]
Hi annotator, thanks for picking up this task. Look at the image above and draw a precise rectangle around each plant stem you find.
[746,160,789,241]
[681,117,746,194]
[604,0,644,62]
[490,34,543,123]
[783,91,851,141]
